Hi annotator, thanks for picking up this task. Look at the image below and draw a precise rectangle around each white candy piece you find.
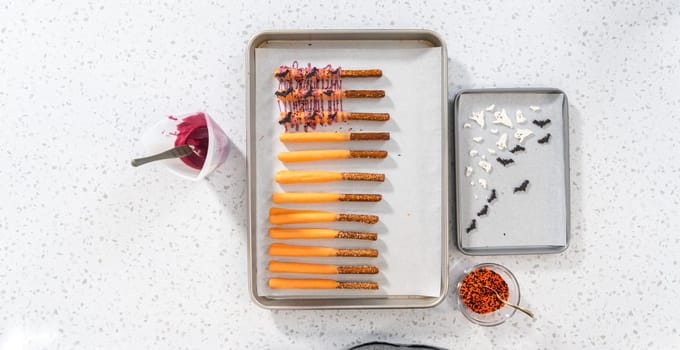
[474,195,479,199]
[469,110,485,128]
[463,123,472,128]
[514,129,534,144]
[479,178,488,189]
[493,108,513,128]
[465,166,473,177]
[485,104,496,111]
[516,110,527,124]
[487,148,497,154]
[473,136,483,143]
[490,129,499,134]
[481,155,486,160]
[469,150,479,157]
[470,181,475,186]
[496,133,508,150]
[529,105,541,112]
[478,160,492,173]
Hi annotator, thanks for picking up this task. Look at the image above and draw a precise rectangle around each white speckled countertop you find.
[1,1,679,349]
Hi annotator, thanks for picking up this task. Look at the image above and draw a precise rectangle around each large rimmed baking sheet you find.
[246,30,448,309]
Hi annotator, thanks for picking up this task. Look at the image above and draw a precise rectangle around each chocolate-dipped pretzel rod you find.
[274,65,382,81]
[280,131,390,143]
[275,170,385,184]
[269,207,379,225]
[272,192,382,204]
[268,243,378,257]
[269,228,378,240]
[269,278,379,290]
[278,111,389,131]
[268,261,379,274]
[280,111,389,123]
[278,150,387,163]
[275,88,384,102]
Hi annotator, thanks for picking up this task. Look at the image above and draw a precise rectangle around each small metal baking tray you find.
[246,30,449,309]
[453,88,570,255]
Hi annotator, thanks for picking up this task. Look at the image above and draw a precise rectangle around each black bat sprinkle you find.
[305,67,318,79]
[509,145,526,153]
[275,69,289,78]
[513,180,530,193]
[274,87,294,97]
[303,88,314,98]
[477,205,489,217]
[487,189,497,203]
[538,133,551,144]
[533,119,551,128]
[278,112,292,125]
[496,157,515,166]
[466,219,477,233]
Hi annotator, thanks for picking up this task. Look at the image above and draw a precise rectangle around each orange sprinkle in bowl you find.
[456,263,521,326]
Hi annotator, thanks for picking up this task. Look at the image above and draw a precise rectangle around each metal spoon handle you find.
[499,299,535,319]
[482,286,535,319]
[131,144,193,167]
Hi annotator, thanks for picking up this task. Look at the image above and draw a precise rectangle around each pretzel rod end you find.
[343,90,385,99]
[337,265,380,274]
[336,281,379,290]
[349,132,390,141]
[341,172,385,182]
[336,213,379,224]
[336,231,378,240]
[336,248,379,257]
[347,113,390,121]
[348,150,388,159]
[340,69,383,78]
[338,194,382,202]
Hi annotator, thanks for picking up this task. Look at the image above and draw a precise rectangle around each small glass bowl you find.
[456,263,520,326]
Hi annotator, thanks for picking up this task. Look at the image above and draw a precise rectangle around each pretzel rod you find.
[274,67,382,81]
[340,69,382,78]
[278,150,387,163]
[268,243,379,257]
[275,88,384,102]
[269,228,378,240]
[268,261,379,274]
[345,112,390,121]
[269,207,379,224]
[279,132,390,143]
[343,90,385,98]
[275,170,385,184]
[268,278,379,290]
[272,192,382,203]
